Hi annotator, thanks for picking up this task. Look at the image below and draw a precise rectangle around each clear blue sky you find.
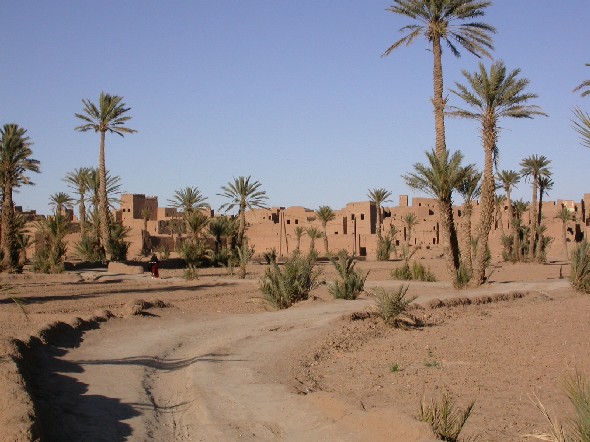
[2,1,589,216]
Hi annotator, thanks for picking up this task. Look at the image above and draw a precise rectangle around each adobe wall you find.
[33,192,589,263]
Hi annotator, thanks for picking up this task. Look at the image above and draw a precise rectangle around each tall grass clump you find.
[571,239,590,294]
[373,285,417,328]
[260,251,322,309]
[391,261,436,282]
[419,391,477,442]
[528,371,590,441]
[328,251,368,300]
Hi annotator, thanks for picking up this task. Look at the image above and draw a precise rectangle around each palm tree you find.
[0,124,40,271]
[520,154,551,261]
[218,176,268,248]
[573,63,590,97]
[512,199,529,261]
[168,187,209,215]
[294,226,305,252]
[305,227,323,253]
[383,0,495,157]
[402,212,419,244]
[449,60,546,285]
[456,167,481,274]
[208,216,230,254]
[64,167,91,237]
[75,92,137,260]
[316,205,335,254]
[186,210,210,241]
[555,206,575,260]
[404,148,471,287]
[537,175,554,226]
[496,169,520,245]
[49,192,74,216]
[572,107,590,149]
[367,188,392,239]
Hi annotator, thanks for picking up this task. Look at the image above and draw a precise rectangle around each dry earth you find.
[0,258,588,441]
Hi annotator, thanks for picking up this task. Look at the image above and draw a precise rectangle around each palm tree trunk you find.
[432,37,447,158]
[461,203,473,275]
[323,226,329,255]
[238,206,246,248]
[98,131,111,260]
[376,204,382,239]
[79,197,87,238]
[1,179,14,270]
[528,179,538,261]
[472,120,497,286]
[562,220,568,260]
[536,191,545,261]
[438,199,460,287]
[506,191,516,260]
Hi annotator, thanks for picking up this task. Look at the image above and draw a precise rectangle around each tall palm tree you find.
[0,124,40,271]
[64,167,91,237]
[496,169,520,244]
[404,148,472,287]
[512,199,529,261]
[305,227,323,253]
[402,212,419,244]
[456,167,481,274]
[168,187,209,215]
[294,226,306,252]
[520,154,551,261]
[449,60,546,285]
[316,205,335,254]
[383,0,495,157]
[49,192,74,216]
[75,92,137,259]
[555,206,575,260]
[218,176,268,248]
[368,188,392,239]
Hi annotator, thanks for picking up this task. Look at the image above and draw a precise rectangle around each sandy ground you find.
[1,258,588,441]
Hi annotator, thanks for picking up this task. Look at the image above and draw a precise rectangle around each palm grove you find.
[0,1,588,283]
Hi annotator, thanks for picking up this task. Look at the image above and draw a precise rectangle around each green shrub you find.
[75,234,104,262]
[373,285,417,327]
[391,261,436,282]
[419,391,477,442]
[411,261,436,282]
[108,223,131,262]
[33,215,69,274]
[179,239,209,267]
[262,248,277,264]
[237,241,255,279]
[183,264,199,280]
[456,262,471,289]
[328,252,368,300]
[260,251,322,309]
[158,245,171,260]
[377,235,395,261]
[571,240,590,294]
[391,263,412,280]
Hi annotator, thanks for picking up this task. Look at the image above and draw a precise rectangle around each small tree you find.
[305,227,323,254]
[316,205,335,255]
[33,214,70,273]
[555,206,575,260]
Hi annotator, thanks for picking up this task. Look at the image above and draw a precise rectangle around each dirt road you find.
[30,298,435,441]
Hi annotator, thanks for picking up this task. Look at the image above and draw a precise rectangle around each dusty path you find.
[30,298,435,441]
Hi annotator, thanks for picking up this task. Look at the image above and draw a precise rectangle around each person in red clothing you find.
[149,254,159,278]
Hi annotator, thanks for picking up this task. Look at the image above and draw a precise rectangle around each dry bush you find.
[373,285,418,328]
[419,391,478,442]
